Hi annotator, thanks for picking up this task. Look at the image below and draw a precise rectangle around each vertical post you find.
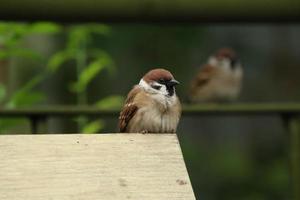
[39,116,48,134]
[29,116,38,134]
[287,115,300,200]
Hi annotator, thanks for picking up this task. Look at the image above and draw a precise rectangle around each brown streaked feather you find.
[118,86,141,132]
[190,64,216,91]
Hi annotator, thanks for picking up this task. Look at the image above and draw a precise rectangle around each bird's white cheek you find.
[208,57,218,66]
[158,85,168,96]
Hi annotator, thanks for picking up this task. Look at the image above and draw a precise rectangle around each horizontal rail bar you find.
[0,0,299,23]
[1,104,300,118]
[183,104,300,115]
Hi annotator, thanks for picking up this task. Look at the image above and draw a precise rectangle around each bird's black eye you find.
[158,79,165,84]
[230,58,237,67]
[151,85,161,90]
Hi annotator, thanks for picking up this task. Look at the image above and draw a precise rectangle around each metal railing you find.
[1,103,300,133]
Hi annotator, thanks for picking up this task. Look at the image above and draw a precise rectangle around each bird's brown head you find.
[140,68,179,97]
[213,48,239,68]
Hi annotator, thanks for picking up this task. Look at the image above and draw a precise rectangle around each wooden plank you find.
[1,104,300,118]
[0,0,299,22]
[0,134,195,200]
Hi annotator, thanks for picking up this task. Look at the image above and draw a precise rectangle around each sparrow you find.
[189,48,243,103]
[118,68,181,133]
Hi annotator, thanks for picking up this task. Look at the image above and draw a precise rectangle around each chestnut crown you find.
[141,68,179,96]
[143,68,174,83]
[214,48,239,67]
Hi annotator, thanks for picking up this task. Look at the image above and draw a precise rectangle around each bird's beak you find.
[168,79,180,87]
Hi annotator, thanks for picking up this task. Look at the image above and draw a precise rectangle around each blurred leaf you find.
[20,74,44,92]
[0,23,29,46]
[47,50,75,73]
[0,23,27,35]
[29,22,62,34]
[82,120,105,134]
[0,118,28,133]
[0,84,6,103]
[7,75,46,108]
[10,23,28,35]
[7,92,45,108]
[95,95,124,109]
[86,24,111,35]
[0,48,43,61]
[0,23,9,33]
[73,115,87,123]
[70,56,112,93]
[66,24,109,52]
[67,27,90,50]
[0,22,62,48]
[89,49,115,75]
[0,36,22,48]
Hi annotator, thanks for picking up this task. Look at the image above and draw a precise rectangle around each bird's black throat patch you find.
[166,86,175,96]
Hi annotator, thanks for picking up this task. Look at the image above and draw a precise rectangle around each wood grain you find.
[0,134,195,200]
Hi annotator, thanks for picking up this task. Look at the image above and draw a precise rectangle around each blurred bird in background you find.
[119,68,181,133]
[188,48,243,103]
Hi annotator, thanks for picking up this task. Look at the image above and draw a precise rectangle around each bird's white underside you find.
[129,106,179,133]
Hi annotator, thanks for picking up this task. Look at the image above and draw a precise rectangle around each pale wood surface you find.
[0,134,195,200]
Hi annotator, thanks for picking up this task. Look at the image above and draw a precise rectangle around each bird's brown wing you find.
[118,86,141,132]
[190,64,216,90]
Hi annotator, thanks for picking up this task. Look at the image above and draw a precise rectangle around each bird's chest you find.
[213,73,242,97]
[138,105,178,133]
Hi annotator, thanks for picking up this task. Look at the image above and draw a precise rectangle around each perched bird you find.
[189,48,243,103]
[119,68,181,133]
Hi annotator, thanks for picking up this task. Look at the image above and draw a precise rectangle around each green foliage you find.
[45,24,115,133]
[0,22,62,62]
[46,24,112,73]
[28,22,62,34]
[47,50,75,73]
[83,24,110,35]
[89,50,116,76]
[0,22,62,133]
[0,22,118,133]
[70,56,112,93]
[0,48,43,60]
[96,95,124,109]
[7,74,45,108]
[0,118,28,133]
[0,74,47,132]
[0,84,6,103]
[82,120,105,134]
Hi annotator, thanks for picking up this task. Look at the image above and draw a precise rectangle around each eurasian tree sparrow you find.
[119,68,181,133]
[189,48,243,103]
